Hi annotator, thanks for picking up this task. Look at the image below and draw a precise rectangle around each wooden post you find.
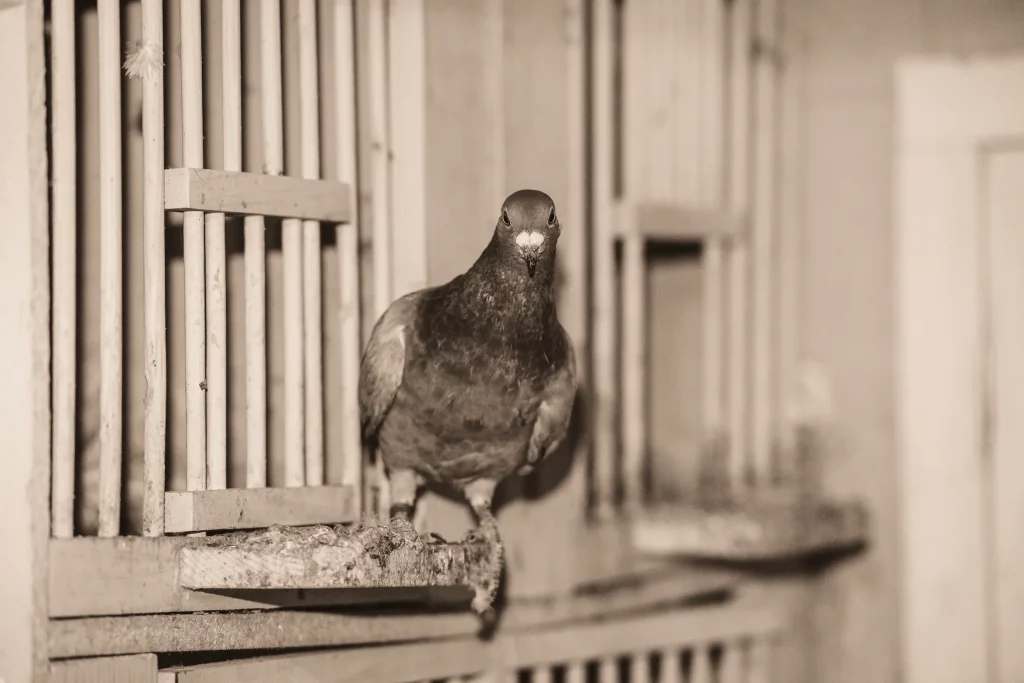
[299,0,325,487]
[141,0,168,534]
[97,0,124,537]
[334,0,363,512]
[50,0,76,539]
[0,0,49,677]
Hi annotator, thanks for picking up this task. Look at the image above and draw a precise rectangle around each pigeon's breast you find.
[375,339,549,485]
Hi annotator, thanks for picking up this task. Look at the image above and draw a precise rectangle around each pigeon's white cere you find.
[515,231,545,248]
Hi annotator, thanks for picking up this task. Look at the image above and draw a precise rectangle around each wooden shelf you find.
[631,498,869,563]
[164,484,357,534]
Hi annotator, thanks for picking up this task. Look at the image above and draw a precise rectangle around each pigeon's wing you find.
[520,329,578,475]
[358,291,424,438]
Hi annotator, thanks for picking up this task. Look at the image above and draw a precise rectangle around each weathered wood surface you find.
[48,567,736,658]
[163,484,357,533]
[50,654,158,683]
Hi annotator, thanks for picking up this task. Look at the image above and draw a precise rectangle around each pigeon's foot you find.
[387,468,421,521]
[467,495,504,618]
[390,503,414,521]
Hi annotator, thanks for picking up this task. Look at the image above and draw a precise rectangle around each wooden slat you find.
[590,0,616,520]
[621,232,646,514]
[725,0,753,495]
[750,0,780,484]
[718,639,744,683]
[161,638,490,683]
[50,654,158,683]
[97,0,123,538]
[564,661,585,683]
[597,657,617,683]
[140,0,168,535]
[164,167,352,222]
[689,645,712,683]
[746,635,772,683]
[49,0,76,539]
[334,0,363,512]
[299,0,325,487]
[662,649,682,683]
[181,0,208,496]
[164,484,356,533]
[617,202,745,242]
[367,0,392,516]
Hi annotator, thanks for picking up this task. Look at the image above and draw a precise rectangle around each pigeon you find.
[358,189,578,615]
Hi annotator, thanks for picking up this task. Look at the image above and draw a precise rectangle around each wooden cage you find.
[0,0,823,679]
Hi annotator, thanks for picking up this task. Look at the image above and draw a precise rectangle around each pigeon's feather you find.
[358,290,427,438]
[520,334,577,476]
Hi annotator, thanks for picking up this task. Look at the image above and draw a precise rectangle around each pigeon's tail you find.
[470,507,504,616]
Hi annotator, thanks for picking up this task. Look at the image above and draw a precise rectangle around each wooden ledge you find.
[614,200,746,243]
[164,484,357,534]
[179,520,492,591]
[164,168,352,222]
[632,499,869,563]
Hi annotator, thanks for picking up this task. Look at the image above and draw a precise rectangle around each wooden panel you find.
[163,167,352,222]
[49,569,734,657]
[163,484,357,533]
[50,654,158,683]
[0,1,49,680]
[983,147,1024,683]
[162,638,490,683]
[895,56,1024,683]
[617,202,745,242]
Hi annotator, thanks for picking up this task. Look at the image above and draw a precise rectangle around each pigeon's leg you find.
[463,478,503,615]
[387,468,420,521]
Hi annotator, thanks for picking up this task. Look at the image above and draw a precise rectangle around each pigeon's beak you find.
[524,252,539,277]
[515,231,544,278]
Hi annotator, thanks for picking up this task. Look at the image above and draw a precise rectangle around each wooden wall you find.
[781,1,1024,682]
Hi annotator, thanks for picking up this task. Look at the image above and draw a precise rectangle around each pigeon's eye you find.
[547,208,556,226]
[501,209,511,227]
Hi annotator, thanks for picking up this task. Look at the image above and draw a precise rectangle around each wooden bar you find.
[49,0,76,539]
[661,650,681,683]
[163,484,356,533]
[97,0,123,538]
[590,0,616,521]
[299,0,324,487]
[621,232,645,514]
[50,654,158,683]
[746,635,772,683]
[717,640,744,683]
[334,0,363,513]
[726,0,753,494]
[751,0,780,485]
[533,665,554,683]
[164,168,352,222]
[633,652,652,683]
[690,645,712,683]
[180,0,208,494]
[367,0,391,516]
[564,661,585,683]
[141,0,168,535]
[617,202,744,242]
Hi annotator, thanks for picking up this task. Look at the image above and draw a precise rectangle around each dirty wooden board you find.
[163,484,357,533]
[49,566,736,658]
[178,521,492,590]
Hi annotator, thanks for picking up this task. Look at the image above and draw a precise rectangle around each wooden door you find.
[897,55,1024,683]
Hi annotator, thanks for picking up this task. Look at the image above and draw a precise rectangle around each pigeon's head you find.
[494,189,560,279]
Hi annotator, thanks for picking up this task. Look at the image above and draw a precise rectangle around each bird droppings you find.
[180,516,502,615]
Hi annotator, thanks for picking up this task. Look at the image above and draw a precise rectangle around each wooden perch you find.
[179,518,495,594]
[631,498,869,563]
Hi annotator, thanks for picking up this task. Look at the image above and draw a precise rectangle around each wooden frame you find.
[896,55,1024,683]
[0,1,50,680]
